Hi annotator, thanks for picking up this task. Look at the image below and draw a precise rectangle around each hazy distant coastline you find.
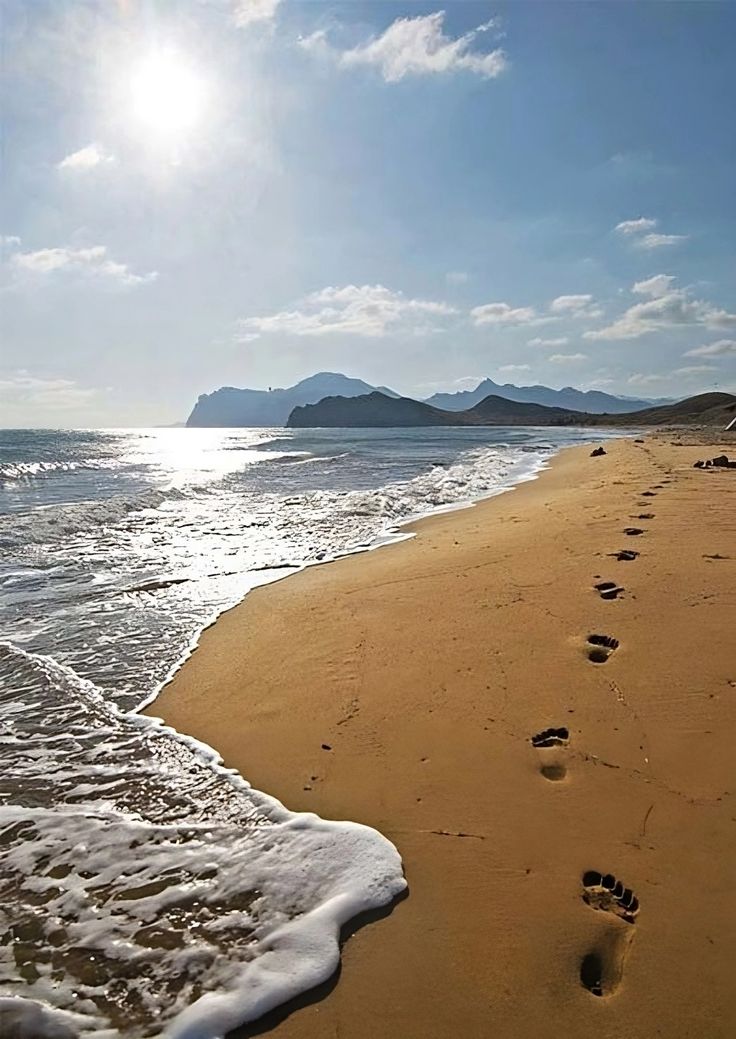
[185,372,674,428]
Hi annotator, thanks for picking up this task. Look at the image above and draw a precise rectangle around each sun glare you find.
[128,48,208,138]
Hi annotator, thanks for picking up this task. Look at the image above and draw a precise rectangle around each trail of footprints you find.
[526,458,668,996]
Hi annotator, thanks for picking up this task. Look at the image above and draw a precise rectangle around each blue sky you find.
[1,0,735,426]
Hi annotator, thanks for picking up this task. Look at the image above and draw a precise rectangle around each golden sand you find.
[150,435,736,1039]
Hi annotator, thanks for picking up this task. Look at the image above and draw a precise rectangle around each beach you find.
[150,433,736,1039]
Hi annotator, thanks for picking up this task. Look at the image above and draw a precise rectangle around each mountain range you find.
[424,378,672,414]
[288,391,736,430]
[186,372,670,427]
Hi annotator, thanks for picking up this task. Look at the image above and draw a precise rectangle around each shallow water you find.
[0,425,614,1037]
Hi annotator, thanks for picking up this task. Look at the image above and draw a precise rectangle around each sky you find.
[1,0,735,427]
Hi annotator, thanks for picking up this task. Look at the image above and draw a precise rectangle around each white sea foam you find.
[0,643,405,1038]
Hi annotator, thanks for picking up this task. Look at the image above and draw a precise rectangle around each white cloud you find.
[232,0,281,27]
[580,375,614,389]
[628,366,718,386]
[615,217,657,236]
[0,373,100,409]
[10,245,157,287]
[638,232,688,250]
[614,217,687,249]
[57,143,114,171]
[685,339,736,358]
[528,336,569,347]
[632,274,676,298]
[446,270,469,285]
[627,372,669,385]
[497,364,531,373]
[1,235,21,249]
[550,294,591,313]
[674,365,718,376]
[584,277,736,341]
[237,284,457,340]
[301,12,508,83]
[472,295,599,327]
[548,353,588,363]
[471,302,541,326]
[549,294,602,319]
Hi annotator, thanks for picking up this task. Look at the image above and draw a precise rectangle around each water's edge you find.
[140,438,566,717]
[1,432,623,1039]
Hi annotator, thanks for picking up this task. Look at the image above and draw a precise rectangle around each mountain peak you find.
[186,373,397,427]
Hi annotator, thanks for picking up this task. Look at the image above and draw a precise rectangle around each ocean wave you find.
[0,459,118,483]
[273,445,549,535]
[0,641,406,1038]
[282,451,351,466]
[0,485,205,547]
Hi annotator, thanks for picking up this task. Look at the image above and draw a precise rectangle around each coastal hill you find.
[603,391,736,426]
[425,377,668,414]
[186,372,399,427]
[287,391,594,428]
[185,372,669,427]
[287,390,736,429]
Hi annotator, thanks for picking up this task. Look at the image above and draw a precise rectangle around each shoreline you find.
[140,433,591,715]
[149,432,736,1039]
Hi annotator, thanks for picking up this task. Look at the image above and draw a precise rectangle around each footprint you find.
[531,727,569,781]
[579,871,639,997]
[531,726,569,748]
[609,550,639,561]
[640,491,656,497]
[579,927,633,998]
[634,513,655,520]
[623,527,645,536]
[582,870,640,923]
[594,581,624,601]
[586,633,619,663]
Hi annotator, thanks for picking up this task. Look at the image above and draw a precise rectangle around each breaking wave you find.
[0,642,405,1038]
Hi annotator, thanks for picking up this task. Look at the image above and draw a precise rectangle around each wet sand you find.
[150,434,736,1039]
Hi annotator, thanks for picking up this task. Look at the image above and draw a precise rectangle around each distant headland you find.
[186,372,678,428]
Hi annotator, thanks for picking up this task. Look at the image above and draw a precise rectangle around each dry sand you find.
[150,434,736,1039]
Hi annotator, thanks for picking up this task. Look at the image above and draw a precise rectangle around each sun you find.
[128,48,208,139]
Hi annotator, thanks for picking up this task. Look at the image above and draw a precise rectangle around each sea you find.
[0,424,615,1038]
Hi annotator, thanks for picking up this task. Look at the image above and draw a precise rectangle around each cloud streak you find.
[528,336,569,347]
[237,284,457,339]
[470,301,541,326]
[548,352,588,363]
[57,143,114,171]
[301,12,508,83]
[10,244,157,287]
[549,294,602,319]
[584,276,736,341]
[615,217,657,236]
[685,339,736,358]
[614,216,688,249]
[0,373,100,409]
[231,0,281,28]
